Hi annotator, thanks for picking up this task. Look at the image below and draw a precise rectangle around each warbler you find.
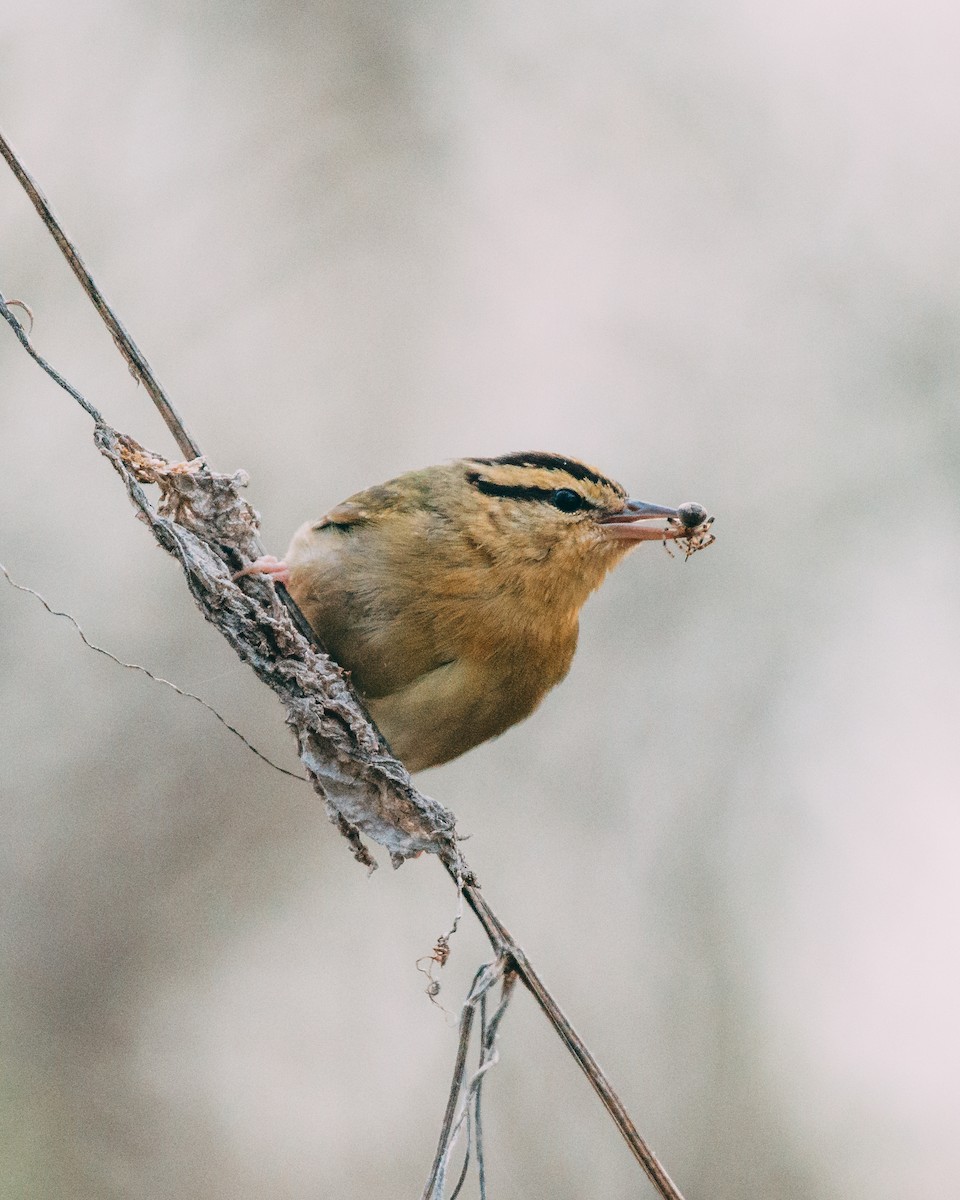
[239,451,712,771]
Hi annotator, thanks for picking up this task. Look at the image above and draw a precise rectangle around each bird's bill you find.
[600,499,679,541]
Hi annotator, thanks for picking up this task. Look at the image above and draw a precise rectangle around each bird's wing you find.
[367,657,507,771]
[314,499,371,529]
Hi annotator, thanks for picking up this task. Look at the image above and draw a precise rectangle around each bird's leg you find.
[233,554,291,585]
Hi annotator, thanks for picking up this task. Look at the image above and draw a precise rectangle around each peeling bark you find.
[96,427,460,869]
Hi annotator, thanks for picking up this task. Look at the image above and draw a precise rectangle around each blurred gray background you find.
[2,1,959,1197]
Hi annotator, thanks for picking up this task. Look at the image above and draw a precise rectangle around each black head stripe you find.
[466,472,559,503]
[470,451,621,494]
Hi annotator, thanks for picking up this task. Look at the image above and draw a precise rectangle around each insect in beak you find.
[599,499,682,541]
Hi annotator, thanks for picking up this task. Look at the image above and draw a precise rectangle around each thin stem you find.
[0,288,106,424]
[450,863,686,1200]
[421,968,482,1200]
[0,557,306,782]
[0,128,201,461]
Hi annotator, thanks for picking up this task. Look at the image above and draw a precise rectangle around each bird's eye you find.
[550,488,584,513]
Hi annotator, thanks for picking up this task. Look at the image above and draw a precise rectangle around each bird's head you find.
[316,450,709,618]
[445,451,688,604]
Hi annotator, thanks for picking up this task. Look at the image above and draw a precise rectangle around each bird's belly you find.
[367,643,572,772]
[284,532,579,769]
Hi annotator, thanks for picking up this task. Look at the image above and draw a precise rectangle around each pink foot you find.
[233,554,291,586]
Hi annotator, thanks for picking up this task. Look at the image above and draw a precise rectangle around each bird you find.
[237,451,712,772]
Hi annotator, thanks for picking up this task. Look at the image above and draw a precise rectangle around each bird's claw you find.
[233,554,291,586]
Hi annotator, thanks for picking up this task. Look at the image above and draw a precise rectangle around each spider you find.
[663,502,716,560]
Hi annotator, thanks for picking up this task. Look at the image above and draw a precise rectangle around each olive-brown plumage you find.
[245,452,695,771]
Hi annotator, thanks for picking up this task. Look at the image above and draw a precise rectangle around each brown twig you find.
[0,129,687,1200]
[452,863,684,1196]
[0,130,201,461]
